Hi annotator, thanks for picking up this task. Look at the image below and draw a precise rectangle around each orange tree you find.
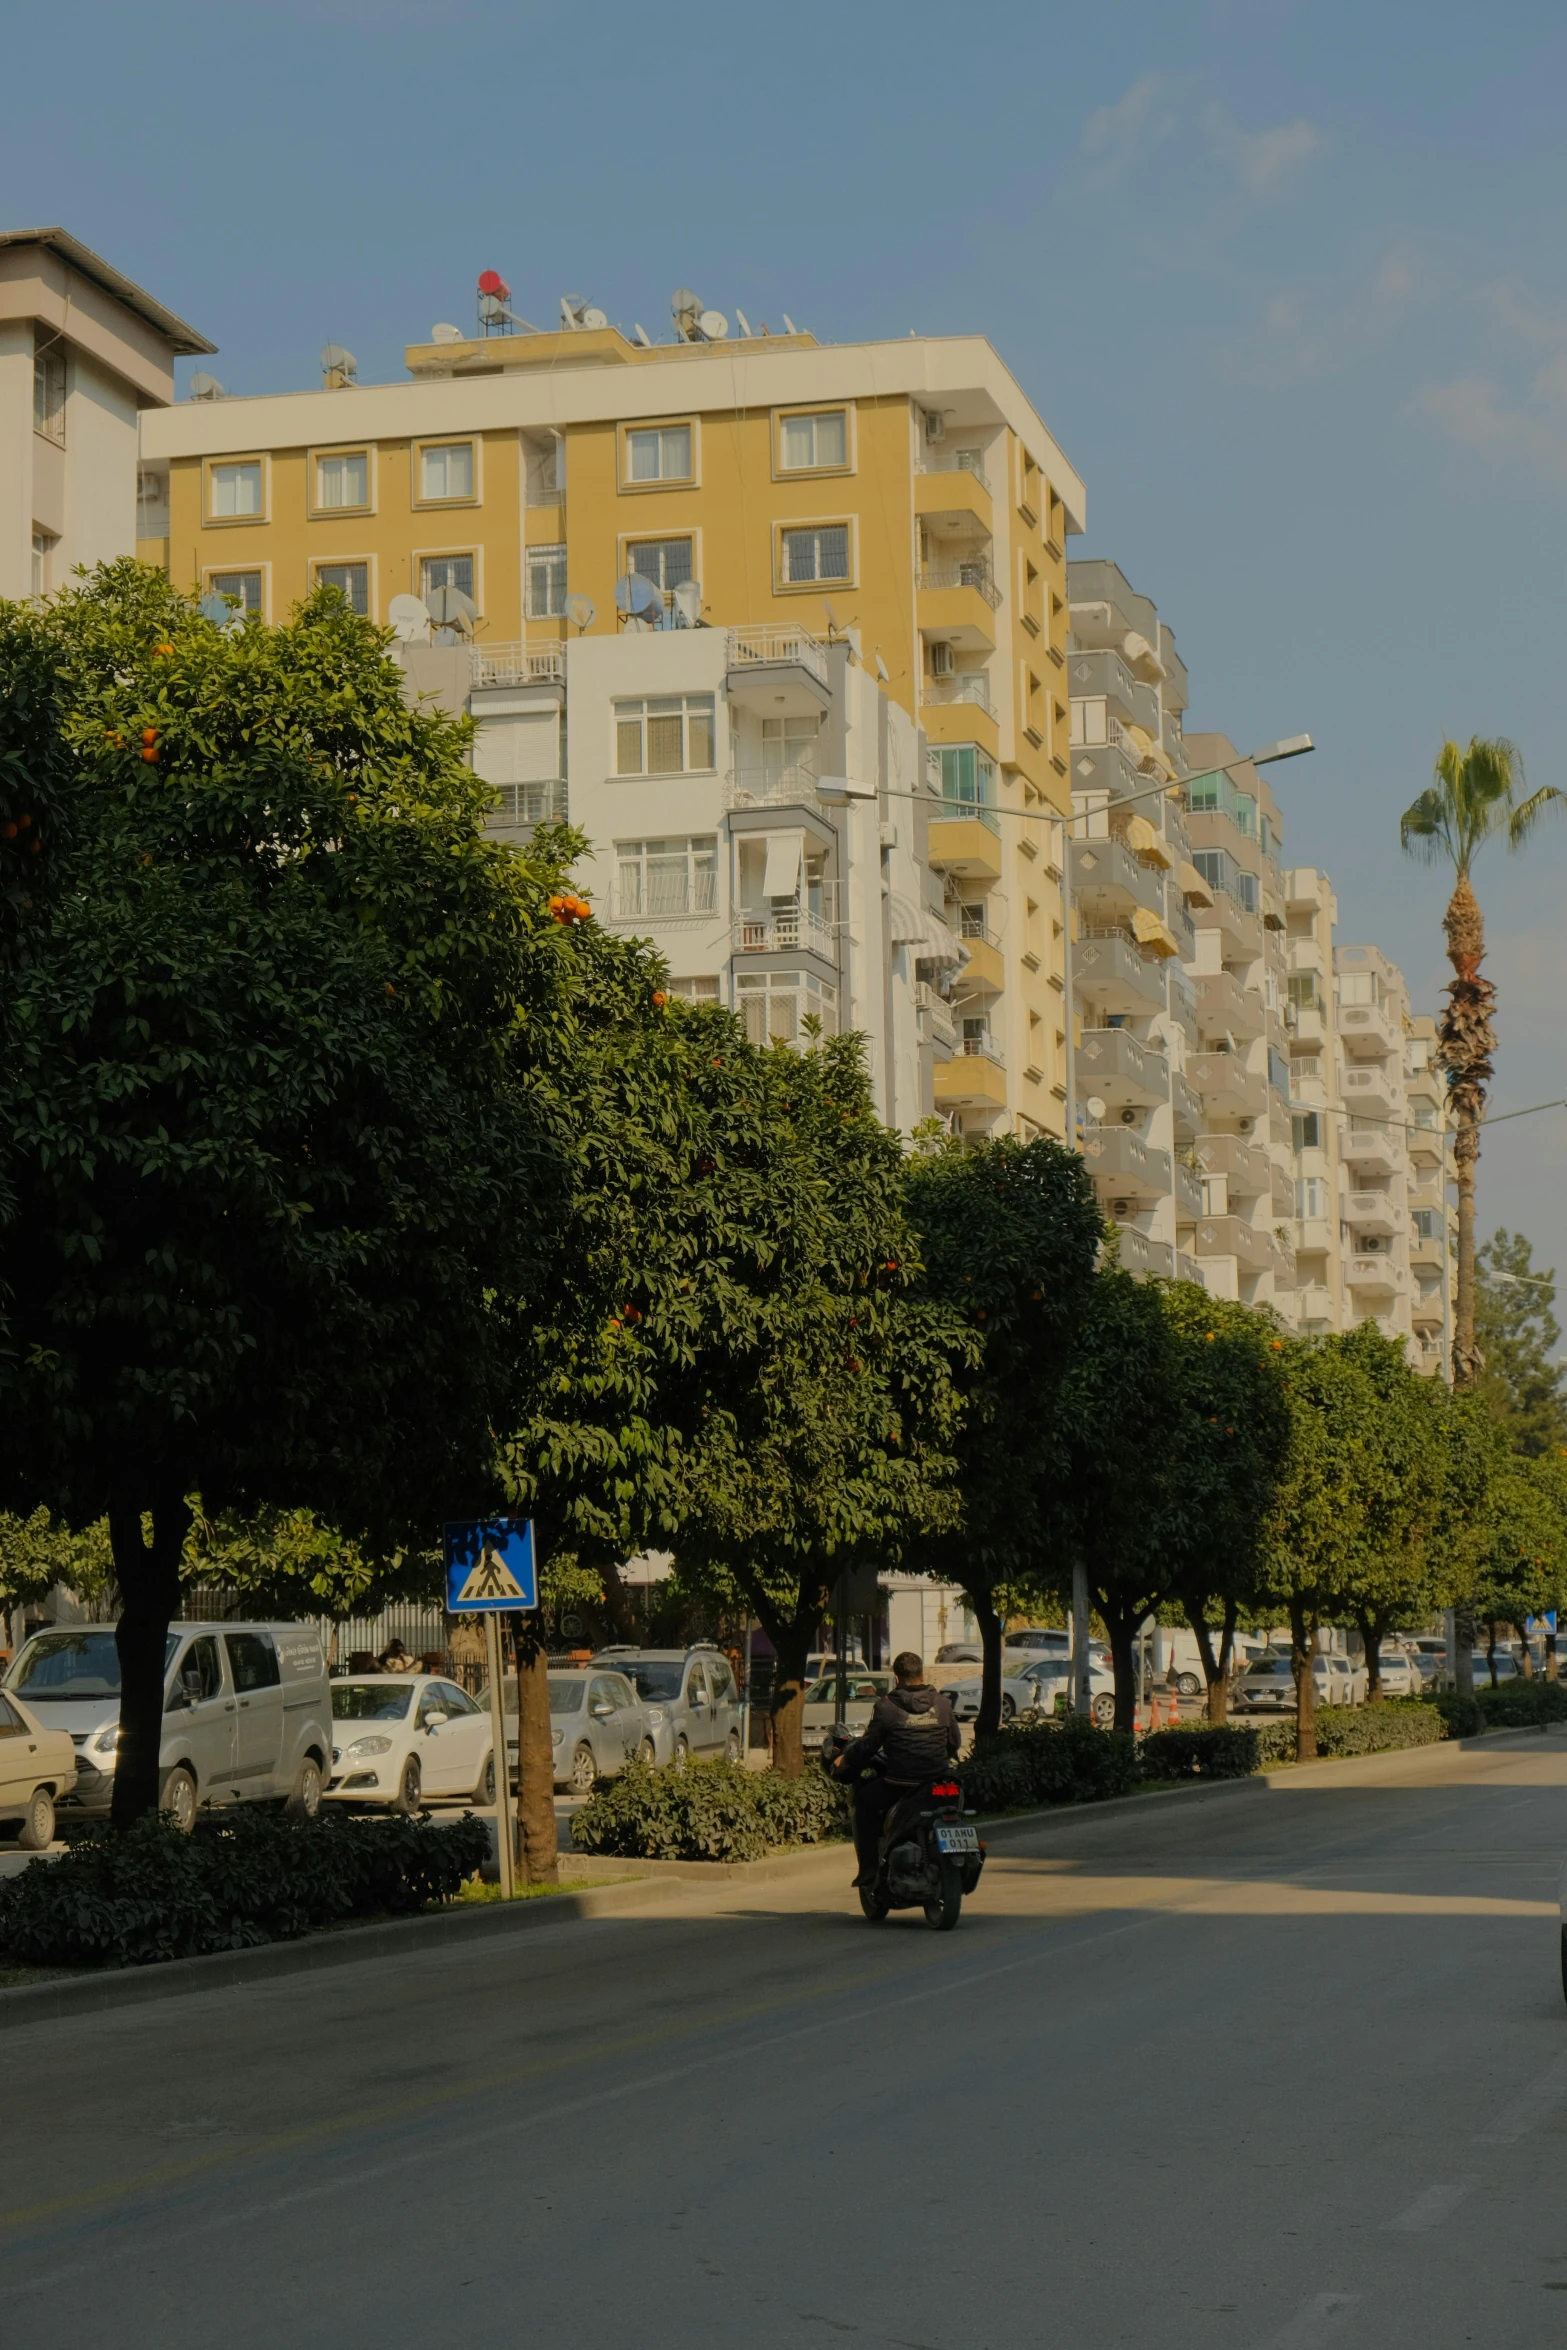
[902,1135,1103,1738]
[0,566,563,1824]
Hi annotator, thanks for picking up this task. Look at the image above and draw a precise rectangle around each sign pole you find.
[484,1610,515,1900]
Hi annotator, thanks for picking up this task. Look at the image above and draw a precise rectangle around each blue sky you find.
[7,0,1567,1277]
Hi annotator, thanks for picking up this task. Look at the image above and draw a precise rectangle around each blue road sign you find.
[444,1518,537,1612]
[1526,1611,1558,1637]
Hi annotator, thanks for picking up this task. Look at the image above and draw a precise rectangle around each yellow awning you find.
[1122,812,1174,867]
[1178,858,1214,907]
[1130,906,1180,958]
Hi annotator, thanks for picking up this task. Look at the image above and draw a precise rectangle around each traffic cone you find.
[1149,1689,1162,1730]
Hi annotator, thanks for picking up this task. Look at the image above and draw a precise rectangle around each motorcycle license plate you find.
[935,1823,979,1853]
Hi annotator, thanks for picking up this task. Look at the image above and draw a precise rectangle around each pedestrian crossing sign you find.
[443,1518,537,1612]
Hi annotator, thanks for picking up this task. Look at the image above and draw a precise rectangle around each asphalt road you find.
[3,1734,1566,2349]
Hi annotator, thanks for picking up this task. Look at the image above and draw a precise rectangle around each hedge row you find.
[957,1714,1140,1810]
[0,1808,490,1970]
[571,1756,849,1862]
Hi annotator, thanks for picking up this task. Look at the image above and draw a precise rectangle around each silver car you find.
[594,1647,745,1763]
[485,1669,661,1794]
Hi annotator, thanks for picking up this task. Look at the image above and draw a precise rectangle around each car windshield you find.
[614,1660,685,1702]
[1247,1659,1291,1675]
[332,1682,414,1721]
[804,1676,886,1704]
[548,1677,587,1714]
[9,1629,177,1699]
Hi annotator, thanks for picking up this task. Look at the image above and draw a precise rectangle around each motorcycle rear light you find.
[931,1781,961,1798]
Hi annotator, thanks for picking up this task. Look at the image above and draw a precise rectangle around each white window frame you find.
[614,836,719,921]
[614,693,716,777]
[205,457,267,525]
[734,969,838,1046]
[311,447,373,515]
[774,407,851,475]
[416,548,479,608]
[622,421,696,487]
[414,439,479,506]
[33,344,66,446]
[622,535,696,596]
[204,564,268,618]
[527,543,568,619]
[312,557,373,617]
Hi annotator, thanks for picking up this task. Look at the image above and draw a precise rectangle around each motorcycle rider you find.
[832,1651,960,1886]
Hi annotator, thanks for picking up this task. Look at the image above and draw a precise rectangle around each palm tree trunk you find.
[1439,874,1493,1705]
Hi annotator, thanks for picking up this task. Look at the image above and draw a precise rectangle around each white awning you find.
[762,831,804,899]
[888,891,968,970]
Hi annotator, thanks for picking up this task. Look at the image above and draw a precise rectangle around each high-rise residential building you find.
[1405,1013,1458,1374]
[1282,865,1346,1334]
[138,298,1086,1141]
[0,227,211,603]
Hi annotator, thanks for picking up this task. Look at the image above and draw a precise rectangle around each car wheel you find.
[638,1738,656,1765]
[285,1757,323,1820]
[161,1767,198,1834]
[1090,1694,1116,1728]
[570,1743,597,1794]
[1001,1695,1016,1723]
[393,1754,422,1817]
[16,1787,55,1851]
[1177,1673,1202,1700]
[475,1752,496,1806]
[924,1860,963,1931]
[675,1735,690,1766]
[725,1731,742,1763]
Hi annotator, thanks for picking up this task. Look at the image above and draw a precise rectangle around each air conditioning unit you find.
[925,409,946,444]
[1111,1200,1131,1220]
[930,640,954,678]
[1120,1107,1137,1126]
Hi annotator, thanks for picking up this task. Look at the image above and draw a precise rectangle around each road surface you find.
[2,1734,1565,2348]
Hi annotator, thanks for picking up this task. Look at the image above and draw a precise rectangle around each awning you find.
[1130,906,1180,958]
[1261,890,1285,930]
[888,891,968,970]
[1122,812,1173,867]
[762,831,804,899]
[1178,858,1214,907]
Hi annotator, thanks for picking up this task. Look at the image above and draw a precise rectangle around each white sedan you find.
[949,1653,1118,1728]
[1374,1646,1423,1699]
[325,1675,494,1814]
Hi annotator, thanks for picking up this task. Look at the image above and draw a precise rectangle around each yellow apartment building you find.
[138,310,1085,1139]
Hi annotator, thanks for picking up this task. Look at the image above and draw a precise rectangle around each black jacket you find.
[841,1683,960,1784]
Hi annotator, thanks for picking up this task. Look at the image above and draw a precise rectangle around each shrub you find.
[1253,1721,1298,1766]
[571,1757,850,1863]
[1306,1702,1444,1758]
[1475,1678,1567,1728]
[1138,1725,1262,1780]
[1431,1692,1484,1739]
[0,1807,490,1970]
[958,1714,1139,1812]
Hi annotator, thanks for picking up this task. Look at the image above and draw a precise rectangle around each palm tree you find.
[1400,738,1560,1391]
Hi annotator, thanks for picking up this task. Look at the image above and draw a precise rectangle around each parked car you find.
[1331,1654,1366,1705]
[1233,1652,1339,1713]
[1408,1637,1447,1686]
[0,1687,76,1850]
[595,1647,744,1762]
[1475,1651,1522,1685]
[949,1651,1118,1728]
[934,1643,982,1666]
[1004,1629,1071,1658]
[486,1666,669,1791]
[4,1622,331,1828]
[801,1671,894,1752]
[327,1674,495,1813]
[1374,1646,1423,1699]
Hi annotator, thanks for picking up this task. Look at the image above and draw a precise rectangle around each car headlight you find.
[551,1727,563,1745]
[93,1726,121,1756]
[344,1735,394,1760]
[646,1708,666,1726]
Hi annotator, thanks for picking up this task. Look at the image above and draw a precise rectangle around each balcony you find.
[915,979,957,1051]
[1291,1006,1327,1049]
[915,461,994,537]
[918,562,1000,652]
[1175,1159,1204,1219]
[1407,1120,1446,1166]
[1194,1132,1272,1198]
[1195,968,1264,1041]
[1172,1070,1203,1140]
[1076,1026,1170,1109]
[732,908,837,961]
[1295,1281,1335,1325]
[1341,1126,1399,1179]
[1345,1253,1404,1298]
[1288,937,1325,975]
[1069,835,1164,923]
[1066,647,1161,735]
[1285,869,1326,912]
[1080,1125,1172,1206]
[471,644,564,688]
[924,672,996,719]
[928,799,1003,881]
[1194,1215,1274,1273]
[934,1041,1009,1110]
[726,625,832,716]
[1073,928,1167,1017]
[1348,1191,1402,1238]
[1339,1002,1398,1058]
[1186,1051,1267,1122]
[1068,738,1147,809]
[484,779,567,835]
[955,908,1005,994]
[921,672,1000,759]
[1116,1226,1176,1280]
[1410,1232,1446,1271]
[724,758,824,813]
[1341,1065,1396,1122]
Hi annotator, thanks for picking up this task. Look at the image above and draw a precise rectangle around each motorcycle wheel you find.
[858,1885,891,1923]
[924,1859,963,1931]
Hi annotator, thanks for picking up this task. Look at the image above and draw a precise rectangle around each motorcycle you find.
[822,1725,986,1930]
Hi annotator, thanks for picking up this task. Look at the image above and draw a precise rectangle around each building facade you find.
[0,227,210,603]
[139,307,1087,1141]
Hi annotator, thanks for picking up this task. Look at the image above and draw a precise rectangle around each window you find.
[210,461,263,519]
[315,451,369,510]
[0,1692,24,1736]
[419,442,475,501]
[1412,1210,1439,1241]
[421,553,474,601]
[615,836,718,920]
[224,1631,280,1692]
[1286,973,1320,1011]
[1187,772,1255,836]
[1191,847,1258,913]
[1291,1113,1320,1152]
[626,424,693,482]
[527,543,567,618]
[615,693,714,775]
[735,969,838,1046]
[778,410,848,471]
[627,537,693,593]
[170,1637,223,1708]
[31,528,56,595]
[667,975,720,1002]
[1295,1177,1325,1219]
[1339,970,1379,1007]
[209,570,262,613]
[938,744,997,820]
[33,344,66,444]
[316,562,368,615]
[780,523,850,584]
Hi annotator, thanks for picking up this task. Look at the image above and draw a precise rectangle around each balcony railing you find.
[732,908,837,958]
[471,644,565,687]
[922,673,996,717]
[957,1035,1005,1065]
[918,452,992,495]
[935,792,1001,837]
[486,780,567,825]
[726,624,830,688]
[724,761,822,811]
[918,562,1002,610]
[959,909,1000,946]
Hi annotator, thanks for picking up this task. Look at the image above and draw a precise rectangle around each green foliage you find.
[1308,1701,1444,1757]
[1475,1229,1567,1457]
[569,1756,849,1862]
[1473,1678,1567,1728]
[0,1808,489,1969]
[957,1715,1140,1811]
[1399,736,1558,877]
[183,1504,382,1617]
[1138,1725,1264,1780]
[0,1508,113,1611]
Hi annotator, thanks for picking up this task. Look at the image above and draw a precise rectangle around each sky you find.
[6,0,1567,1275]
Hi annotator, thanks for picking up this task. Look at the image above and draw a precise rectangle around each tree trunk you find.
[513,1619,558,1886]
[598,1559,635,1645]
[768,1613,814,1777]
[109,1490,192,1828]
[1516,1622,1535,1680]
[1452,1118,1481,1387]
[1453,1605,1475,1701]
[1485,1623,1500,1689]
[1354,1612,1385,1702]
[1191,1604,1236,1726]
[1547,1632,1558,1683]
[1289,1597,1318,1763]
[973,1585,1004,1741]
[1104,1611,1138,1735]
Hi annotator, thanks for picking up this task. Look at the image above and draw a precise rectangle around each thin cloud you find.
[1418,376,1567,489]
[1080,73,1179,171]
[1204,103,1322,196]
[1225,249,1424,388]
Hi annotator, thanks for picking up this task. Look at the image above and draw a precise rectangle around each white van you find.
[2,1622,332,1828]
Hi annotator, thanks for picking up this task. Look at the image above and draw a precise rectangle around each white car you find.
[950,1651,1118,1728]
[801,1671,894,1752]
[0,1688,76,1849]
[1374,1646,1423,1699]
[326,1675,495,1814]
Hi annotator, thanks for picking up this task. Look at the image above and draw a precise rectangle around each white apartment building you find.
[1282,865,1347,1333]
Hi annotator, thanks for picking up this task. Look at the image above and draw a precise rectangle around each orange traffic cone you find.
[1149,1689,1162,1730]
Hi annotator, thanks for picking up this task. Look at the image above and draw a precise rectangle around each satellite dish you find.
[198,590,244,631]
[430,323,463,344]
[615,572,663,620]
[320,343,357,384]
[565,593,596,634]
[388,594,431,643]
[782,314,798,335]
[823,600,842,636]
[697,309,729,341]
[874,652,889,683]
[734,309,752,338]
[1085,1097,1106,1123]
[188,371,225,401]
[580,306,608,331]
[670,287,702,340]
[426,586,476,636]
[670,579,702,628]
[632,324,652,348]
